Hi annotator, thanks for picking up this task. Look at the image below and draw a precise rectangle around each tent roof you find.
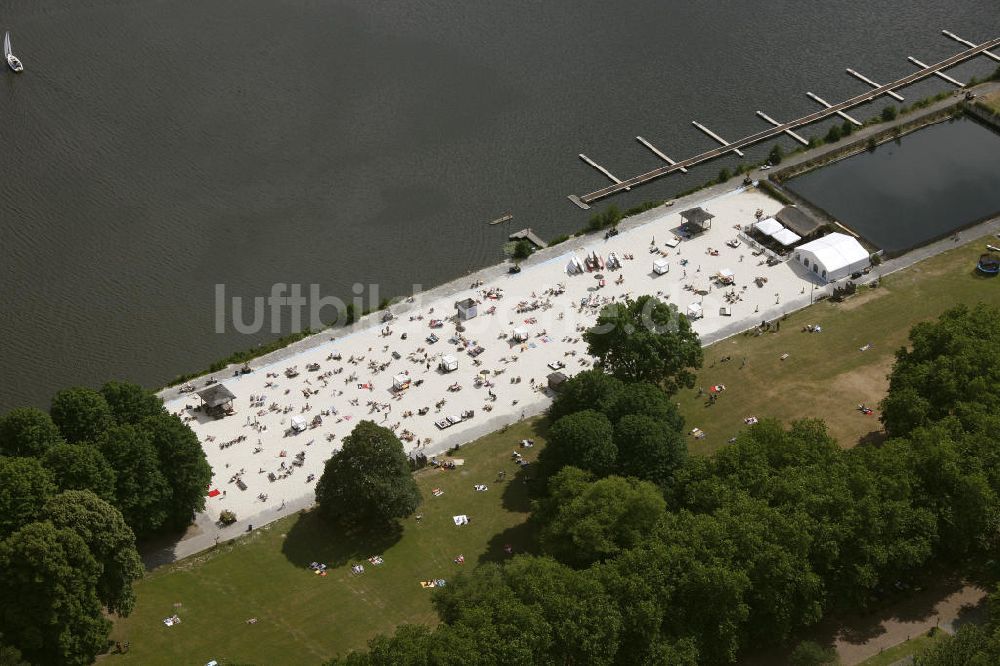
[755,217,784,236]
[797,233,869,271]
[687,302,703,313]
[455,298,476,308]
[680,207,714,228]
[197,384,235,407]
[776,206,823,237]
[772,228,802,246]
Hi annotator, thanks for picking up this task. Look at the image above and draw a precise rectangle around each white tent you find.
[771,228,802,246]
[795,232,870,281]
[687,302,703,320]
[290,416,308,432]
[755,217,784,236]
[393,373,411,390]
[439,354,458,372]
[653,258,670,275]
[512,327,529,342]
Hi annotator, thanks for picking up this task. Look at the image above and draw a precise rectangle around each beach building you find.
[197,384,236,417]
[794,233,870,281]
[775,206,824,240]
[456,298,478,320]
[680,207,714,235]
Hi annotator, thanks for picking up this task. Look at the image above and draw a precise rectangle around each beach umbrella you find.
[594,274,604,280]
[479,369,490,375]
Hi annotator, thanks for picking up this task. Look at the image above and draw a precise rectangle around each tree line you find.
[324,301,1000,665]
[0,381,212,664]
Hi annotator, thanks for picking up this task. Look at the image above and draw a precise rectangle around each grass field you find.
[676,235,1000,453]
[858,628,948,666]
[108,419,545,664]
[982,91,1000,114]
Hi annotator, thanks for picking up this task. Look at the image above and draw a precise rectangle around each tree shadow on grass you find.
[856,429,888,448]
[280,509,403,569]
[477,520,539,566]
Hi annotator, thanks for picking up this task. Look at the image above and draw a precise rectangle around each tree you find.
[0,636,27,666]
[537,469,666,567]
[315,421,420,527]
[613,414,686,485]
[511,239,534,260]
[538,410,616,479]
[98,424,172,537]
[0,456,56,539]
[41,442,117,503]
[824,124,842,143]
[717,167,732,183]
[0,407,64,458]
[141,413,212,530]
[604,382,684,432]
[790,640,837,666]
[100,380,165,425]
[768,144,784,166]
[584,295,703,393]
[0,522,109,666]
[881,104,898,121]
[41,490,144,616]
[50,387,114,444]
[881,304,1000,437]
[547,369,624,423]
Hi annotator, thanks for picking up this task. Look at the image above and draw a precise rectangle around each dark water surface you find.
[0,1,998,410]
[786,116,1000,254]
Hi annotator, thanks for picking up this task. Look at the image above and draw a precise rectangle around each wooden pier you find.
[806,92,863,126]
[692,121,744,157]
[570,33,1000,208]
[755,111,809,146]
[579,154,629,191]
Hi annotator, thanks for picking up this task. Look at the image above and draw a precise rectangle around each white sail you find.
[3,32,10,58]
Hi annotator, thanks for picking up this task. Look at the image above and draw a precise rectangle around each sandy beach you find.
[161,185,826,551]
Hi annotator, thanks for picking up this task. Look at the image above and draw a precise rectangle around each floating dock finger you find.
[908,56,965,86]
[635,137,688,172]
[755,111,809,145]
[578,154,629,191]
[846,69,905,102]
[942,30,1000,62]
[691,121,744,157]
[806,92,862,126]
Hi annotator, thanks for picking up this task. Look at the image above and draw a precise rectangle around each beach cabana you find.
[687,302,703,320]
[680,207,714,234]
[197,384,236,417]
[393,374,411,391]
[456,298,477,321]
[771,228,802,247]
[439,355,458,372]
[290,415,308,433]
[754,217,784,236]
[653,258,670,275]
[795,233,869,282]
[512,327,529,342]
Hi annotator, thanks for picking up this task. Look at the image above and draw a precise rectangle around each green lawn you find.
[109,419,545,665]
[982,91,1000,114]
[859,628,949,666]
[676,236,1000,454]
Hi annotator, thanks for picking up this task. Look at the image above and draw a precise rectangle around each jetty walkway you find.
[571,32,1000,208]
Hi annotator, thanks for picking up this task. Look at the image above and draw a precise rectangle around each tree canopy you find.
[0,457,56,540]
[98,424,172,537]
[0,522,109,666]
[42,490,144,616]
[315,421,421,527]
[41,442,117,503]
[0,407,64,458]
[141,413,212,529]
[50,387,115,444]
[100,380,165,425]
[584,295,703,393]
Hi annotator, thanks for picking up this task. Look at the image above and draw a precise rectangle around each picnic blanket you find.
[207,489,221,498]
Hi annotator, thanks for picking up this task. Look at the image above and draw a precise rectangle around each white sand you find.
[163,186,824,541]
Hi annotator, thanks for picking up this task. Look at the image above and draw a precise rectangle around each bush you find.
[870,253,881,266]
[219,510,237,526]
[768,144,784,165]
[717,168,732,183]
[789,640,836,666]
[549,234,570,246]
[824,124,842,143]
[512,240,534,261]
[881,105,898,122]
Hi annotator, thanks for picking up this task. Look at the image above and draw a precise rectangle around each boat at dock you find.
[4,32,23,72]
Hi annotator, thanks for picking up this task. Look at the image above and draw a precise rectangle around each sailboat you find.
[5,32,23,72]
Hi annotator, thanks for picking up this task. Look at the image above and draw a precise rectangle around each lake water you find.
[0,1,998,410]
[785,116,1000,254]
